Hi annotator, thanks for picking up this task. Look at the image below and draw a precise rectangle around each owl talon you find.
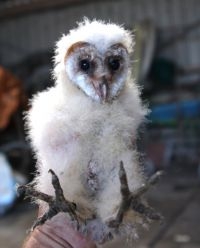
[108,162,163,229]
[17,169,78,230]
[17,184,54,203]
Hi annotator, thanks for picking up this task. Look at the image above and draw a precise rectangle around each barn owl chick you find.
[25,19,156,244]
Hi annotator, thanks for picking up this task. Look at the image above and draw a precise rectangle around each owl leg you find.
[17,169,78,230]
[107,161,163,229]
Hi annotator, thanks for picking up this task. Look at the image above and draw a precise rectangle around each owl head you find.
[54,19,134,103]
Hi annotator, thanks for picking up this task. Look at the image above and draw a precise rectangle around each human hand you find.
[23,212,96,248]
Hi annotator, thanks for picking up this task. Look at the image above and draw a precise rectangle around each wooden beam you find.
[0,0,101,21]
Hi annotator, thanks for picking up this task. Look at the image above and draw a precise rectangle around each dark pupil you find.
[79,59,90,71]
[108,58,120,71]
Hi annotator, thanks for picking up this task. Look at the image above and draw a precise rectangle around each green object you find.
[150,58,176,87]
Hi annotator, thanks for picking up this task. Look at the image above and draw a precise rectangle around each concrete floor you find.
[0,171,200,248]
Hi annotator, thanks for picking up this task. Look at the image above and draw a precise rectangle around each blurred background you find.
[0,0,200,247]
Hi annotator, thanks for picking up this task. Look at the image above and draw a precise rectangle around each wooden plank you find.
[0,0,104,20]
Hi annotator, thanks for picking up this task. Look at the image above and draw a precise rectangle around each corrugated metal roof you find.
[0,0,200,71]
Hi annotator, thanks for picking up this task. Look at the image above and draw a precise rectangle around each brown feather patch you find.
[110,43,128,51]
[64,41,90,61]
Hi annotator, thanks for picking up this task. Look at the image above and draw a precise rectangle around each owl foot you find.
[107,161,163,229]
[17,169,78,230]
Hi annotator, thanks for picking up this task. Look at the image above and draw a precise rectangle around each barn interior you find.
[0,0,200,247]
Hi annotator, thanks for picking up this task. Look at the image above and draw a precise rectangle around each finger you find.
[45,213,96,248]
[23,227,72,248]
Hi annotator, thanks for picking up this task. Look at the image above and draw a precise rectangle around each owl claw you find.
[18,165,163,236]
[107,162,163,229]
[17,169,78,230]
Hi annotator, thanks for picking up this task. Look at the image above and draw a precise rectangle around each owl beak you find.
[93,77,108,103]
[100,80,108,103]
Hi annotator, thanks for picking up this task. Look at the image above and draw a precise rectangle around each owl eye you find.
[79,59,90,72]
[108,57,121,71]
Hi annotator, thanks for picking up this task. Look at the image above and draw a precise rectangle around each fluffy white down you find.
[26,19,148,243]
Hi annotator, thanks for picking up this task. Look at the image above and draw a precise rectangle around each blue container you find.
[150,103,178,122]
[180,100,200,118]
[150,100,200,123]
